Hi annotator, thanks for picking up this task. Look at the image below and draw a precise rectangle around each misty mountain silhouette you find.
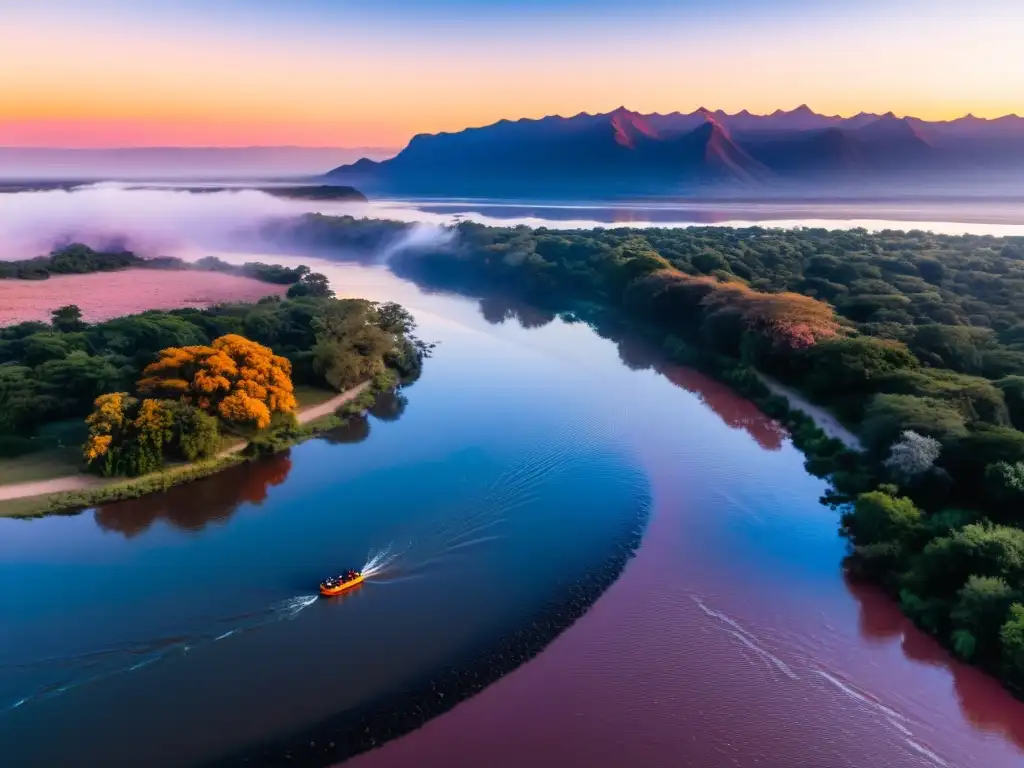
[326,106,1024,196]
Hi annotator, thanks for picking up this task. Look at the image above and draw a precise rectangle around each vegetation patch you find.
[0,267,428,514]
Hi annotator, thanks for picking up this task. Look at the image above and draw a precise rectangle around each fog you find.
[0,185,464,270]
[0,186,310,257]
[1,185,1023,265]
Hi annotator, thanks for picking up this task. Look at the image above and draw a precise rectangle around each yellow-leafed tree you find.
[138,334,296,429]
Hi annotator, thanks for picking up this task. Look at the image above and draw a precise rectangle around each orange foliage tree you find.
[625,268,839,350]
[699,279,840,349]
[138,334,296,429]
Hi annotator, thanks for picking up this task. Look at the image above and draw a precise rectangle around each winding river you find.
[3,256,1024,767]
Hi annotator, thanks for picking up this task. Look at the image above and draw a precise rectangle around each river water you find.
[2,251,1024,765]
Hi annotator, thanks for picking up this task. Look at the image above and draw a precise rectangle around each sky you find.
[2,0,1023,149]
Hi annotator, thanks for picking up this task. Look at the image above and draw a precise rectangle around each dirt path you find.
[295,380,371,425]
[754,370,863,451]
[0,474,107,502]
[0,381,372,503]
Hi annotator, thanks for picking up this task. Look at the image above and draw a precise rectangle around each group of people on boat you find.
[321,570,360,589]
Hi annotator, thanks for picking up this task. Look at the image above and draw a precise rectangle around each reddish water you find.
[351,349,1024,768]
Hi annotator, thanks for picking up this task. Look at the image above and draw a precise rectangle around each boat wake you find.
[352,408,633,589]
[692,593,951,768]
[361,544,404,578]
[2,593,320,715]
[692,596,798,681]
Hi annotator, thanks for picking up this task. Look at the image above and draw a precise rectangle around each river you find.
[2,252,1024,766]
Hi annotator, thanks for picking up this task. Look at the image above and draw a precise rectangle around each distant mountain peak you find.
[324,104,1024,193]
[608,108,660,148]
[856,113,931,147]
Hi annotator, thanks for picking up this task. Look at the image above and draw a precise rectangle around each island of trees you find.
[0,242,320,287]
[278,213,1024,695]
[0,269,425,501]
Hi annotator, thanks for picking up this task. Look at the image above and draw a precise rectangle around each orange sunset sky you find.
[2,0,1022,148]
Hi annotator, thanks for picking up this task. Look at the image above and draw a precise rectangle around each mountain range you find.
[325,106,1024,197]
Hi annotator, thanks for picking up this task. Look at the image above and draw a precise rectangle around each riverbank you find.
[0,380,374,517]
[753,370,863,452]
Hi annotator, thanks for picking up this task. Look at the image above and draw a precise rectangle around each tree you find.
[996,376,1024,431]
[840,490,922,548]
[950,576,1019,662]
[173,403,221,461]
[943,425,1024,495]
[19,332,83,366]
[861,394,966,455]
[985,461,1024,520]
[87,315,208,363]
[915,523,1024,600]
[701,281,840,349]
[917,258,946,285]
[803,336,919,402]
[311,300,394,390]
[878,369,1010,426]
[885,430,941,480]
[138,334,296,430]
[83,395,218,476]
[51,304,87,333]
[908,324,995,375]
[375,301,417,335]
[286,271,334,299]
[0,365,42,431]
[131,398,175,475]
[35,351,127,419]
[83,392,135,476]
[1001,604,1024,690]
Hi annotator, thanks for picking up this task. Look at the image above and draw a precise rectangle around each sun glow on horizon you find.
[2,0,1022,148]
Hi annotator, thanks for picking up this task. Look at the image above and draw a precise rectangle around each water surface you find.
[0,270,648,766]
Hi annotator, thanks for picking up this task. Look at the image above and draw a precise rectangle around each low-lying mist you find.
[0,185,454,262]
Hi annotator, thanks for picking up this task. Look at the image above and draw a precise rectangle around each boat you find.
[319,570,364,596]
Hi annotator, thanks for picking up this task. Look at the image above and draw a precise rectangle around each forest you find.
[280,213,1024,694]
[0,242,311,285]
[0,291,424,477]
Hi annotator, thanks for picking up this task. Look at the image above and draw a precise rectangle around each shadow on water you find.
[471,287,787,452]
[846,574,1024,753]
[321,416,372,444]
[367,391,408,422]
[93,453,294,538]
[478,294,556,329]
[610,331,787,452]
[94,389,395,537]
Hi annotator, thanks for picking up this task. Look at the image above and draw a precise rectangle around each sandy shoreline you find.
[754,370,864,451]
[0,269,288,326]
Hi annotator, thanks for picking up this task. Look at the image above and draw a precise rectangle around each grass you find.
[0,447,82,485]
[1,454,246,518]
[294,385,342,409]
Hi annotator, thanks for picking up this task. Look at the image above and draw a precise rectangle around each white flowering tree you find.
[884,430,941,479]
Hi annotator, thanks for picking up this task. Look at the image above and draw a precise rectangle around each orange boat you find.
[319,570,364,596]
